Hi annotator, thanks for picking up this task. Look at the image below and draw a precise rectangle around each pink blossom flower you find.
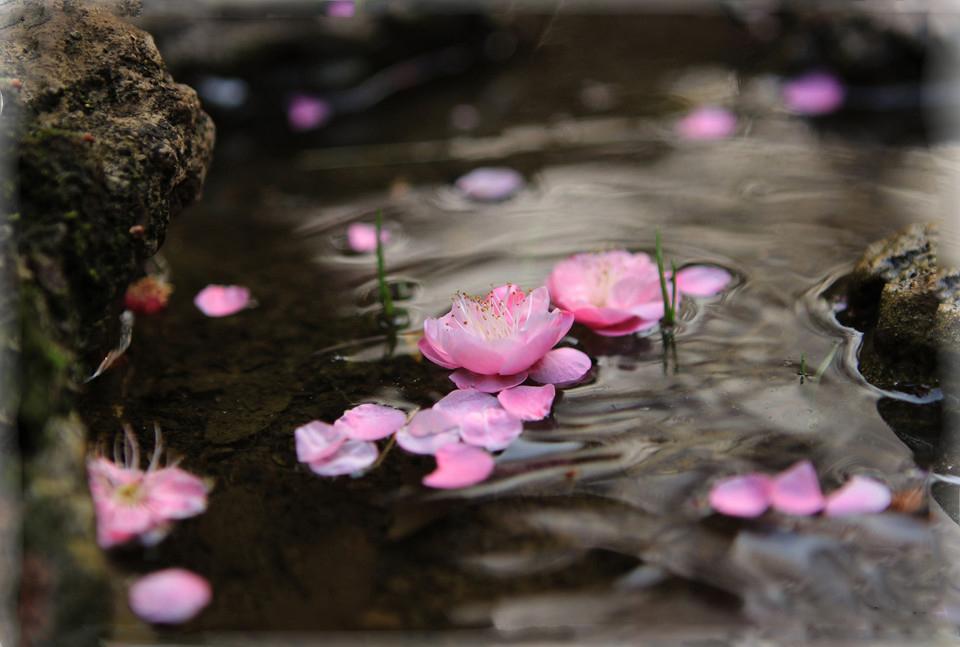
[194,285,253,317]
[88,426,209,549]
[419,284,591,392]
[708,461,891,518]
[124,276,173,315]
[347,222,390,253]
[288,94,332,131]
[547,251,731,337]
[422,443,495,489]
[783,72,845,115]
[455,167,524,202]
[294,403,406,476]
[129,569,211,624]
[675,106,737,140]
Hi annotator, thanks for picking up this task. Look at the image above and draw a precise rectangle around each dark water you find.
[79,10,953,644]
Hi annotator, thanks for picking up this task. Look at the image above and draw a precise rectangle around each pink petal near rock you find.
[459,407,523,451]
[770,460,825,516]
[334,403,406,441]
[396,409,460,455]
[528,348,591,386]
[497,384,556,421]
[306,440,378,476]
[295,421,346,463]
[422,443,495,489]
[288,94,332,131]
[347,222,390,253]
[709,474,773,518]
[675,106,737,140]
[129,569,212,624]
[674,265,732,297]
[783,72,845,115]
[824,475,892,517]
[193,285,252,317]
[449,369,528,394]
[455,167,524,202]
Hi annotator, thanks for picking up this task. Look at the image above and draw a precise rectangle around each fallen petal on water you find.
[770,460,825,516]
[824,475,892,517]
[497,384,556,421]
[129,569,211,624]
[422,443,495,489]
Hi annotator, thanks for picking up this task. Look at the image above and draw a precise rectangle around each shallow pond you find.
[79,10,953,644]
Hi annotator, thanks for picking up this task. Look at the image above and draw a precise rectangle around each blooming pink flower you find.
[124,276,173,315]
[194,285,253,317]
[129,569,211,624]
[288,94,332,131]
[783,72,845,115]
[676,106,737,140]
[455,167,524,202]
[547,251,731,337]
[347,222,390,253]
[88,426,209,549]
[422,443,495,489]
[708,461,891,518]
[419,284,591,392]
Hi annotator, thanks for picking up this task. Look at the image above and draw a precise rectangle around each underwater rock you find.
[842,223,960,391]
[0,2,214,644]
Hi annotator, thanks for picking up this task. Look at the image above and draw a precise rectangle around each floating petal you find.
[459,408,523,451]
[824,476,892,517]
[294,421,347,463]
[347,222,390,253]
[335,403,406,441]
[450,369,528,394]
[129,569,212,624]
[288,94,332,131]
[193,285,252,317]
[770,460,825,516]
[675,265,732,297]
[307,440,378,476]
[422,443,495,489]
[783,72,845,115]
[528,348,591,385]
[676,106,737,140]
[396,409,460,455]
[497,384,556,421]
[455,167,524,202]
[709,473,772,518]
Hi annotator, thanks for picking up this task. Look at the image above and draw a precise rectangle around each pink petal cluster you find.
[675,106,737,140]
[709,460,891,518]
[419,284,591,391]
[194,284,253,317]
[124,276,173,315]
[295,404,407,476]
[88,427,209,549]
[129,568,211,624]
[288,94,332,131]
[455,167,524,202]
[347,222,391,253]
[547,251,732,336]
[782,72,845,115]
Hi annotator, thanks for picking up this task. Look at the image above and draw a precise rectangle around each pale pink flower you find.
[422,443,495,489]
[783,72,845,115]
[419,284,590,392]
[294,403,406,476]
[676,106,737,140]
[708,461,891,518]
[88,425,209,549]
[455,167,524,202]
[547,251,731,337]
[193,285,253,317]
[347,222,390,253]
[288,94,332,131]
[129,569,211,624]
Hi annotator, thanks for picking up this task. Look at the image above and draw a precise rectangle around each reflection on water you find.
[78,11,954,644]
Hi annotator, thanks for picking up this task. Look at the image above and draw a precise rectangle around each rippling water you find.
[79,13,954,644]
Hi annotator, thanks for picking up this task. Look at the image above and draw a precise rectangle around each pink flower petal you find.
[418,335,458,369]
[434,388,500,417]
[327,0,355,17]
[676,106,737,140]
[144,467,209,520]
[346,222,390,253]
[288,94,332,131]
[497,384,555,421]
[459,408,523,451]
[455,167,524,202]
[783,72,845,115]
[824,476,892,517]
[396,408,460,455]
[593,316,659,337]
[675,265,732,297]
[449,369,528,394]
[334,403,406,441]
[193,285,252,318]
[770,460,825,516]
[528,348,591,385]
[129,569,211,624]
[422,443,495,489]
[709,474,773,518]
[307,440,378,476]
[295,421,347,463]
